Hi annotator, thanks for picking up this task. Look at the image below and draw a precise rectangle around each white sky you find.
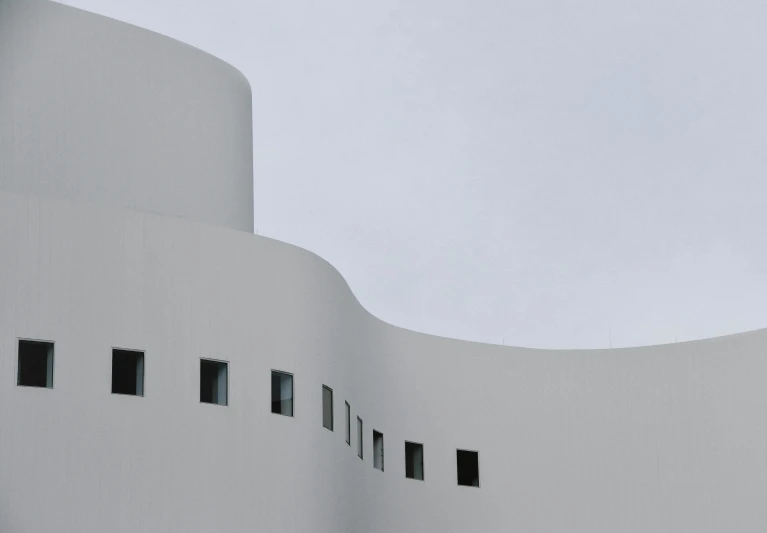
[64,0,767,349]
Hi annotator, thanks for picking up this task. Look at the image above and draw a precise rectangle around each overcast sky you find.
[65,0,767,349]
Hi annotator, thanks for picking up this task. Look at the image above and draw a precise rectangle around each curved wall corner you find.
[2,190,767,533]
[0,0,254,232]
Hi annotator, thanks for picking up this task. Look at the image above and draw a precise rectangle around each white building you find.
[1,1,765,531]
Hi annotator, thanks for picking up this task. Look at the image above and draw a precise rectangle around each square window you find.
[112,349,144,396]
[17,339,54,388]
[345,402,351,445]
[200,359,228,406]
[405,441,424,481]
[357,417,363,459]
[457,449,480,487]
[271,370,293,416]
[322,385,333,431]
[373,430,384,472]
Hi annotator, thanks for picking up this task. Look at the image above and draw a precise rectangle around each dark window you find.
[345,402,351,445]
[200,359,228,405]
[357,417,363,459]
[322,385,333,430]
[405,442,424,481]
[17,339,53,388]
[457,449,480,487]
[373,430,384,471]
[271,371,293,416]
[112,349,144,396]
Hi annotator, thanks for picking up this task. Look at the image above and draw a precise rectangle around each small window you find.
[405,441,424,481]
[345,402,351,445]
[457,449,480,487]
[373,430,384,472]
[112,349,144,396]
[357,417,363,459]
[200,359,228,406]
[17,339,54,388]
[271,370,293,416]
[322,385,333,430]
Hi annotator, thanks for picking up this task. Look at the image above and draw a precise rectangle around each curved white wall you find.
[0,0,254,232]
[1,2,766,532]
[2,191,766,533]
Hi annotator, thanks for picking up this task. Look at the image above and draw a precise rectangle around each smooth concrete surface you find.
[0,0,254,232]
[2,1,767,532]
[2,191,767,533]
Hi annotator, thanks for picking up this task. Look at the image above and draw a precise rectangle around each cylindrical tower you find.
[0,0,254,232]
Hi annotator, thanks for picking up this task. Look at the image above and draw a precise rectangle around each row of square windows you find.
[15,339,481,487]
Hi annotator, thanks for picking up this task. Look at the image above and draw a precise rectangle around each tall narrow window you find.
[357,417,363,459]
[200,359,228,406]
[457,449,480,487]
[405,441,424,481]
[112,349,144,396]
[17,339,54,388]
[322,385,333,430]
[271,370,293,416]
[373,430,384,471]
[345,402,351,445]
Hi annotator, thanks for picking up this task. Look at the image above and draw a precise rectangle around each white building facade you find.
[1,1,766,532]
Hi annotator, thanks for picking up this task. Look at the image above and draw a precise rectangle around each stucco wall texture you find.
[1,1,766,532]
